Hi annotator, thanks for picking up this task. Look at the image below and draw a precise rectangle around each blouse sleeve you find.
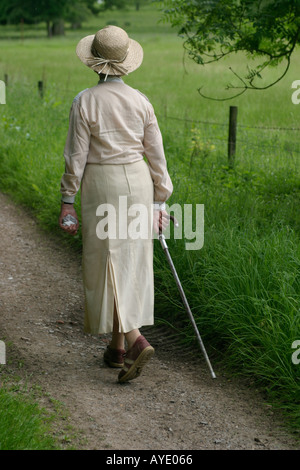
[143,104,173,205]
[60,95,91,203]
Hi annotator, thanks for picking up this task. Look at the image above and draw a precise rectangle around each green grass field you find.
[0,4,299,436]
[0,381,60,450]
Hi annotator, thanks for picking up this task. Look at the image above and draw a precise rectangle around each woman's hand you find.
[153,210,170,235]
[59,203,79,236]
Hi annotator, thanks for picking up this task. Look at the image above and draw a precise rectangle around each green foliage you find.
[0,0,69,24]
[102,0,127,10]
[0,0,34,25]
[103,0,151,10]
[159,0,300,97]
[64,1,95,26]
[0,0,101,35]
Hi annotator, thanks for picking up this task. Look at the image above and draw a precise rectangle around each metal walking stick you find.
[158,215,216,379]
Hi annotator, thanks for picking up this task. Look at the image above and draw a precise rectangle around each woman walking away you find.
[59,26,173,383]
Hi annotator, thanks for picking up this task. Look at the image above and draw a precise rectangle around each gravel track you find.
[0,192,298,451]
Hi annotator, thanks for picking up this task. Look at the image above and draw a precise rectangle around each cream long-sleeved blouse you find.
[60,77,173,206]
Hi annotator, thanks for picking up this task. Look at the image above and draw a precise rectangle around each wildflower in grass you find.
[189,127,216,174]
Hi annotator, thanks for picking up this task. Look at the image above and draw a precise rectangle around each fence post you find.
[228,106,238,168]
[4,74,8,87]
[38,80,44,98]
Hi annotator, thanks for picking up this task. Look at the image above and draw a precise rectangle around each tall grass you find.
[0,5,299,432]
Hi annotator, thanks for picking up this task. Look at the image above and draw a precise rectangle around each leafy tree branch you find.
[159,0,300,99]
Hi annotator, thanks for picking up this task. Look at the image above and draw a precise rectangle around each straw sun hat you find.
[76,25,143,79]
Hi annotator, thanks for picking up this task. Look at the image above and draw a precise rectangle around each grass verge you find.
[0,374,61,450]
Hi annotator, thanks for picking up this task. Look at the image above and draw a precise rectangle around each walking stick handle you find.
[158,214,179,240]
[169,214,179,227]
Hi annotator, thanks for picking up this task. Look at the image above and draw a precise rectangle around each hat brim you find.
[76,34,143,76]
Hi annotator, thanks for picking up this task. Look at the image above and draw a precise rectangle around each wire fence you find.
[156,112,300,133]
[156,105,300,173]
[2,75,300,165]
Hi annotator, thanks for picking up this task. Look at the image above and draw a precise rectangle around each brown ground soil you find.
[0,192,298,451]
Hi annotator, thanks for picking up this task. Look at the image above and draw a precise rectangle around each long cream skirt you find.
[81,160,154,334]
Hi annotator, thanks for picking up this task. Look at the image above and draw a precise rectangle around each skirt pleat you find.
[81,159,154,334]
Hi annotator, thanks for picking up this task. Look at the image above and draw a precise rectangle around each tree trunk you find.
[71,22,82,30]
[47,20,52,38]
[52,19,65,36]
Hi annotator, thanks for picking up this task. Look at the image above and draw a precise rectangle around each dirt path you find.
[0,192,298,451]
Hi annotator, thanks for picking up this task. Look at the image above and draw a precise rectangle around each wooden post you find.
[38,80,44,98]
[4,74,8,86]
[228,106,238,168]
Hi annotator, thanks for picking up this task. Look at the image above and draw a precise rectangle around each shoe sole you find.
[118,346,155,383]
[104,360,124,368]
[103,354,124,368]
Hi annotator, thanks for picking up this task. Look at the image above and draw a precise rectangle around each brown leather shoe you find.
[118,335,154,383]
[104,345,125,368]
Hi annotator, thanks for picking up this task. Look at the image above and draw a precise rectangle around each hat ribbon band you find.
[86,48,129,80]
